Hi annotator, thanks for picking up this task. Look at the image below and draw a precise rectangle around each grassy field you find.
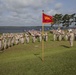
[0,33,76,75]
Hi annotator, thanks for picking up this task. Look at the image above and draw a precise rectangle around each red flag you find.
[42,13,53,24]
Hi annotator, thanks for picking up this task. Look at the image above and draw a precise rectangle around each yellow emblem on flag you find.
[44,16,51,20]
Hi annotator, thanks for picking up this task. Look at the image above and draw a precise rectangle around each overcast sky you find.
[0,0,76,26]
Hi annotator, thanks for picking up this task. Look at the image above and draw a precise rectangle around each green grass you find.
[0,33,76,75]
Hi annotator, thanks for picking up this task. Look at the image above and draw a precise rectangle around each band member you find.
[69,30,74,47]
[44,32,48,41]
[20,34,25,44]
[39,33,42,42]
[25,33,29,43]
[0,36,2,50]
[32,34,36,43]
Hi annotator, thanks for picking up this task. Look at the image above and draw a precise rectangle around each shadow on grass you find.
[34,54,42,61]
[50,39,54,41]
[0,50,4,55]
[61,45,70,48]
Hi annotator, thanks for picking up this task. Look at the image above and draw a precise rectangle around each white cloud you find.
[55,3,62,10]
[0,0,75,26]
[4,0,53,9]
[47,9,61,15]
[0,0,51,26]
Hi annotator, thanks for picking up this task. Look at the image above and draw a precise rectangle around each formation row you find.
[50,28,76,41]
[0,28,76,51]
[0,30,48,51]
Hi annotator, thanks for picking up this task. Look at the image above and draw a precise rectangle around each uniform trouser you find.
[32,37,35,43]
[11,39,14,46]
[4,41,7,49]
[65,35,68,41]
[8,39,11,47]
[39,36,42,42]
[0,41,2,50]
[21,38,24,44]
[45,36,48,41]
[53,34,56,41]
[69,40,73,47]
[59,35,62,41]
[26,38,29,43]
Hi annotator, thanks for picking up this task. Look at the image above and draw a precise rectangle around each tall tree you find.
[53,14,63,27]
[62,14,71,27]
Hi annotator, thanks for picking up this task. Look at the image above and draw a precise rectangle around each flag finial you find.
[42,10,44,13]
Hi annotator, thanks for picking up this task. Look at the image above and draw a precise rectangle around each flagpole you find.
[42,10,44,62]
[41,10,53,61]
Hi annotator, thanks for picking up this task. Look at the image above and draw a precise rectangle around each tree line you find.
[52,13,76,27]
